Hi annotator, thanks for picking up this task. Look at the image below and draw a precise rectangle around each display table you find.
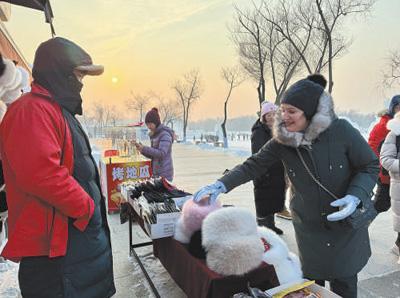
[127,202,279,298]
[153,238,279,298]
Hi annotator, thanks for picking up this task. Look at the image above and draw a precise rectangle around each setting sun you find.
[111,77,118,84]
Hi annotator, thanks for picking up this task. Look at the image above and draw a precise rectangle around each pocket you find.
[346,203,378,229]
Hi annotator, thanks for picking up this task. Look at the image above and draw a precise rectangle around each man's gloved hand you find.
[327,194,361,221]
[193,181,227,204]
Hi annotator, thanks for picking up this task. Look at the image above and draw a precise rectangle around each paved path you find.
[1,143,399,297]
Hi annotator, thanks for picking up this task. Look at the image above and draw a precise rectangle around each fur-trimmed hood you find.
[272,91,337,147]
[387,113,400,136]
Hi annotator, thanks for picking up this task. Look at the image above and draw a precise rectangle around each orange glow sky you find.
[3,0,400,121]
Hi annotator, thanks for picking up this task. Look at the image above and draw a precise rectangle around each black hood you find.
[32,37,93,115]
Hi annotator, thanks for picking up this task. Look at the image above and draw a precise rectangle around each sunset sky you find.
[3,0,400,121]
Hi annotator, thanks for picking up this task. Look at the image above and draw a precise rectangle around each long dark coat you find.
[219,92,379,279]
[62,110,115,297]
[251,120,286,217]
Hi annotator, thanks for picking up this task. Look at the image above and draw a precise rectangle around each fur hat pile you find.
[201,207,303,281]
[174,198,221,244]
[202,207,265,276]
[0,55,30,120]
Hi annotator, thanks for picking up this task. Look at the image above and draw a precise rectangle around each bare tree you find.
[233,0,374,102]
[159,98,181,129]
[263,14,303,103]
[220,66,246,148]
[231,4,268,105]
[383,50,400,87]
[90,103,106,137]
[314,0,375,92]
[172,69,203,142]
[149,91,181,129]
[105,105,118,127]
[125,92,150,122]
[88,103,121,137]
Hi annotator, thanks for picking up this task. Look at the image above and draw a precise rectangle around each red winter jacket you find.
[0,83,94,262]
[368,114,391,184]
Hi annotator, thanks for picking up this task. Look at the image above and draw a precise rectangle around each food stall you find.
[100,154,152,214]
[99,123,152,213]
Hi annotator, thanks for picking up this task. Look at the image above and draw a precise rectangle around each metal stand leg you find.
[129,211,133,256]
[131,246,161,298]
[129,209,160,297]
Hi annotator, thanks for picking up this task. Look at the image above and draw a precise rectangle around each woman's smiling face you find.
[280,103,309,132]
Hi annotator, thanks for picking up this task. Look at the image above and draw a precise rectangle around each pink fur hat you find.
[174,198,221,243]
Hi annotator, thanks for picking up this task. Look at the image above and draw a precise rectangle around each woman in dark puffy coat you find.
[194,74,379,298]
[251,102,286,234]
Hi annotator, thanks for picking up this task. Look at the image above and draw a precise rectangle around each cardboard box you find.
[265,279,341,298]
[128,197,181,239]
[144,212,181,239]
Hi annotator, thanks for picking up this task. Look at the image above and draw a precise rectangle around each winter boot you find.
[276,207,292,220]
[257,215,283,235]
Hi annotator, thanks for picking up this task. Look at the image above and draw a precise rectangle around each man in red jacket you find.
[0,38,115,298]
[368,95,400,212]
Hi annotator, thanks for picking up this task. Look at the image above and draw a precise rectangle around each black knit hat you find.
[306,73,327,89]
[281,79,325,120]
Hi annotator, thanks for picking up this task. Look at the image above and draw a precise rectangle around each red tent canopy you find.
[127,122,144,127]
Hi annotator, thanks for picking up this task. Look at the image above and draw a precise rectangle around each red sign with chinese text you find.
[100,158,152,213]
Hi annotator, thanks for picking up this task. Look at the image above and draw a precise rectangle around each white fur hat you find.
[258,227,303,284]
[202,207,264,275]
[0,101,7,122]
[0,58,30,104]
[0,60,29,104]
[17,66,31,93]
[2,88,22,105]
[0,58,18,97]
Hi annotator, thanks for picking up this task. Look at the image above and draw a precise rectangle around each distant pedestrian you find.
[379,110,400,262]
[251,101,287,234]
[368,95,400,213]
[135,107,174,181]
